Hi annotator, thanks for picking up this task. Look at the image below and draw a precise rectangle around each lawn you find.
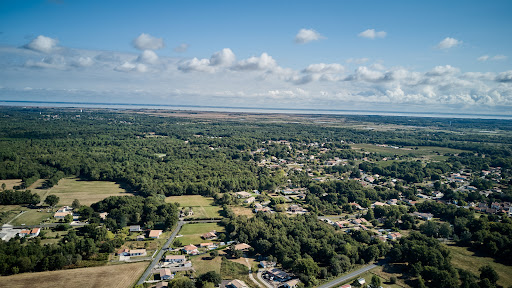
[176,222,224,246]
[10,209,53,226]
[166,195,222,219]
[337,270,403,288]
[1,262,148,288]
[447,243,512,287]
[0,205,26,225]
[46,178,132,206]
[351,144,468,158]
[190,254,222,275]
[166,195,214,207]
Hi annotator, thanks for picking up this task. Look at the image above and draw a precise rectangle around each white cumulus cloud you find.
[210,48,236,66]
[115,61,148,73]
[426,65,460,76]
[25,35,59,53]
[496,71,512,83]
[233,53,277,71]
[302,63,344,74]
[295,29,324,44]
[132,33,165,50]
[436,37,462,49]
[358,29,387,39]
[137,50,159,64]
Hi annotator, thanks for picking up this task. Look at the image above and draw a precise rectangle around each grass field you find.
[166,195,222,219]
[10,209,53,226]
[351,144,468,158]
[230,206,254,218]
[0,179,23,190]
[176,222,224,246]
[1,262,148,288]
[47,178,131,206]
[447,244,512,287]
[190,254,222,275]
[166,195,214,206]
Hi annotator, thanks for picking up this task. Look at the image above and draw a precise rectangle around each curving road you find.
[316,263,377,288]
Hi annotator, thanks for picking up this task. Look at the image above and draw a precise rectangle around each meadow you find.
[0,262,148,288]
[176,222,224,246]
[166,195,221,219]
[47,178,131,206]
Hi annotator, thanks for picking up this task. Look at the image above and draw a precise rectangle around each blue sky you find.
[1,0,511,114]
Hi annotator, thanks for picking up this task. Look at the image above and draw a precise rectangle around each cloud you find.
[426,65,460,76]
[210,48,236,66]
[137,50,159,64]
[25,55,67,70]
[115,61,147,73]
[436,37,462,49]
[492,55,508,61]
[302,63,344,74]
[295,29,324,44]
[177,48,236,72]
[71,57,94,67]
[178,58,214,73]
[233,53,277,71]
[358,29,386,39]
[496,71,512,83]
[174,43,189,53]
[478,55,490,61]
[25,35,58,53]
[132,33,164,50]
[345,66,385,82]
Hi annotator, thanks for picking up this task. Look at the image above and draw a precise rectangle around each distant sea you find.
[1,100,511,120]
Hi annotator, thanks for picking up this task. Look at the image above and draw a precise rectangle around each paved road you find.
[316,264,377,288]
[136,221,185,285]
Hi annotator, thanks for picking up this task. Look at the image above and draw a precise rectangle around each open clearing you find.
[166,195,214,207]
[230,206,254,218]
[0,262,147,288]
[351,144,467,158]
[0,179,23,190]
[166,195,221,219]
[177,222,224,246]
[47,178,131,206]
[448,244,512,287]
[10,209,53,226]
[190,254,222,275]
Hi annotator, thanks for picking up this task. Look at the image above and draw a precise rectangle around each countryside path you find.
[136,220,185,285]
[316,263,377,288]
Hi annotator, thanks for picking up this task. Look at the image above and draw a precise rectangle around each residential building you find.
[183,244,199,255]
[149,230,163,239]
[226,279,249,288]
[159,268,173,280]
[129,225,141,232]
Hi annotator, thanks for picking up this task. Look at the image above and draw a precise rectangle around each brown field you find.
[47,178,132,206]
[230,206,254,218]
[0,262,148,288]
[0,179,23,190]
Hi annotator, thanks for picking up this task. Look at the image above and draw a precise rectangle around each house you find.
[99,212,108,220]
[244,197,256,204]
[30,228,40,237]
[149,230,163,239]
[234,243,251,251]
[281,279,300,288]
[387,199,398,205]
[18,230,31,237]
[200,242,217,249]
[411,212,433,221]
[340,285,351,288]
[259,261,276,268]
[387,232,402,240]
[357,278,366,285]
[183,244,199,255]
[164,255,186,264]
[129,249,147,256]
[349,202,364,210]
[137,235,145,241]
[235,191,252,198]
[266,268,291,282]
[288,205,306,214]
[129,225,141,232]
[226,279,249,288]
[159,268,174,280]
[53,211,72,220]
[201,231,217,240]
